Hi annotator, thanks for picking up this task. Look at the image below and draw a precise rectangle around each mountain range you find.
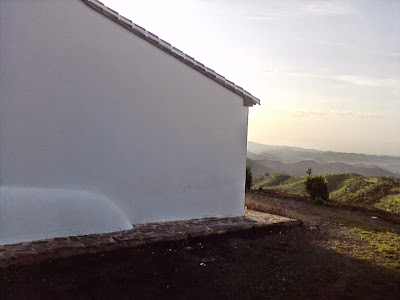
[247,141,400,177]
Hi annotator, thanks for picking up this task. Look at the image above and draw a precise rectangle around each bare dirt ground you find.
[1,194,400,299]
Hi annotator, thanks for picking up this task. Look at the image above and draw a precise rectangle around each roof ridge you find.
[81,0,260,106]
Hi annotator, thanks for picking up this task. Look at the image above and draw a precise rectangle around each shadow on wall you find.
[0,187,133,245]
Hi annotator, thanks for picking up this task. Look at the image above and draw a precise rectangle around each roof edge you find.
[81,0,260,106]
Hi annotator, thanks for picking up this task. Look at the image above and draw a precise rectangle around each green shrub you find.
[246,166,253,192]
[304,168,329,203]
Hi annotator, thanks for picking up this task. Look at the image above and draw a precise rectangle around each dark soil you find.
[1,195,400,299]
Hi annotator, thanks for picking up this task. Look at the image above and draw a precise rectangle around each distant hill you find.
[247,158,396,177]
[248,142,400,177]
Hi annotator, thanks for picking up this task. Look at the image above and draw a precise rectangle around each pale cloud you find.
[283,71,399,88]
[244,0,355,21]
[333,75,398,88]
[290,110,383,120]
[303,0,355,15]
[313,40,400,58]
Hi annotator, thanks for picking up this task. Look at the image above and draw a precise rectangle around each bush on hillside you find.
[246,166,253,192]
[304,168,329,204]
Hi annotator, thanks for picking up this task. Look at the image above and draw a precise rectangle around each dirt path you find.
[1,195,400,299]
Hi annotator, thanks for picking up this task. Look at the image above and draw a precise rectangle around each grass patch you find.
[253,173,298,190]
[375,194,400,214]
[329,175,400,210]
[350,225,400,262]
[253,173,400,215]
[271,180,306,195]
[330,216,400,271]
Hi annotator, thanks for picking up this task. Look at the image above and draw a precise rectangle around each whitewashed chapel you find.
[0,0,260,244]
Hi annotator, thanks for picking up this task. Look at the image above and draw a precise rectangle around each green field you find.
[253,172,400,214]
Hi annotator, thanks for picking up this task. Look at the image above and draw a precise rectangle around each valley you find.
[247,141,400,177]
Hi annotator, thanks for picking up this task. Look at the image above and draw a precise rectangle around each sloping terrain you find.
[253,173,400,214]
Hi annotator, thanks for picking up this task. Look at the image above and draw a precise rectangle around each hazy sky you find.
[102,0,400,156]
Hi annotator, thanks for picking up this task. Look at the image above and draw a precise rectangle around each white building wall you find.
[0,0,249,243]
